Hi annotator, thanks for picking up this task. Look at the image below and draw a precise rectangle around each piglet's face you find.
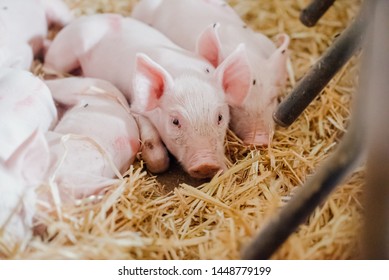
[132,51,251,178]
[227,34,290,146]
[158,76,230,178]
[229,82,280,146]
[196,25,290,146]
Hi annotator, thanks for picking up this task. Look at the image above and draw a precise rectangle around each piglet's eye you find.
[218,114,223,125]
[172,118,181,127]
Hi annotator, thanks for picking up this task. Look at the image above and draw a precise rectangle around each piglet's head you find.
[132,51,251,179]
[234,34,290,146]
[196,23,290,146]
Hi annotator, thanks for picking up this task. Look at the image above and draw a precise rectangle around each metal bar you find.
[300,0,336,27]
[273,1,368,127]
[242,117,365,259]
[242,1,375,259]
[362,0,389,260]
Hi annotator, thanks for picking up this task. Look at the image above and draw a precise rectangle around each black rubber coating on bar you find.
[300,0,336,27]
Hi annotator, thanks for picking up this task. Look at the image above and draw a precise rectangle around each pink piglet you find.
[43,77,140,203]
[132,0,290,146]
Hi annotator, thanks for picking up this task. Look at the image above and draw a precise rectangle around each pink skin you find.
[0,68,57,161]
[44,77,141,201]
[0,130,49,243]
[132,0,290,146]
[134,114,170,174]
[0,0,72,69]
[44,14,252,178]
[0,68,55,242]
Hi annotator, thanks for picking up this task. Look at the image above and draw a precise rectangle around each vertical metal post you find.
[362,0,389,259]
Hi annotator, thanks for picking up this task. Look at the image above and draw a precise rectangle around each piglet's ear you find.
[268,34,290,86]
[196,23,222,67]
[133,53,174,112]
[215,44,252,107]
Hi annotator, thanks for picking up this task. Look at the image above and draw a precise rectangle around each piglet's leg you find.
[43,25,84,74]
[40,0,73,27]
[44,40,79,74]
[134,114,169,173]
[44,18,113,75]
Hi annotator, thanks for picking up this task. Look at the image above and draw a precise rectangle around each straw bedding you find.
[1,0,364,259]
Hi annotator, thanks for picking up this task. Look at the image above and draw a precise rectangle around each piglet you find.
[43,77,140,202]
[0,0,73,69]
[0,130,49,245]
[44,14,252,178]
[0,67,55,243]
[132,0,290,146]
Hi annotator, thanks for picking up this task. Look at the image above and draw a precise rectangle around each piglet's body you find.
[0,68,54,243]
[0,68,57,161]
[44,77,140,202]
[0,0,72,69]
[45,14,252,178]
[0,130,49,244]
[132,0,290,146]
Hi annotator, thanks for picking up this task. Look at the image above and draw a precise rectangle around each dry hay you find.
[1,0,364,259]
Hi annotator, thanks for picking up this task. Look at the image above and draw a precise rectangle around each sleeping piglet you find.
[132,0,290,146]
[44,14,252,178]
[0,67,55,243]
[43,77,140,203]
[0,0,73,69]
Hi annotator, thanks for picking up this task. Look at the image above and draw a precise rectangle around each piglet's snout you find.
[188,150,225,178]
[243,133,269,147]
[188,162,221,179]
